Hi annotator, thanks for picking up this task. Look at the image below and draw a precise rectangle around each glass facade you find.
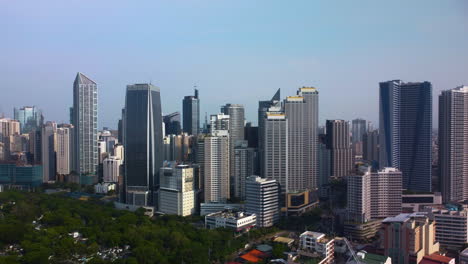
[0,164,42,187]
[182,89,199,136]
[14,106,43,134]
[73,73,98,182]
[124,84,163,206]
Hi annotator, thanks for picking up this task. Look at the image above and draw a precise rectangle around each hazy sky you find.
[2,0,467,129]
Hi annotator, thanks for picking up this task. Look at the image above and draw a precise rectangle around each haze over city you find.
[3,0,467,128]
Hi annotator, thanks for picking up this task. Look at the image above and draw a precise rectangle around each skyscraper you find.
[221,104,245,198]
[233,140,256,200]
[363,130,379,166]
[258,88,280,177]
[439,86,468,202]
[124,83,164,207]
[379,80,432,192]
[284,87,319,191]
[263,112,288,194]
[56,124,74,175]
[351,118,367,144]
[245,176,279,227]
[326,120,353,178]
[163,112,181,136]
[13,106,43,134]
[72,73,98,184]
[41,121,56,182]
[159,163,196,216]
[182,89,200,136]
[197,131,230,202]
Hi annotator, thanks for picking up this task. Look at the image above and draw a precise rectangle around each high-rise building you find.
[326,120,353,178]
[72,73,98,184]
[318,134,331,198]
[363,130,379,166]
[284,87,319,191]
[347,167,402,223]
[13,106,43,134]
[380,212,439,264]
[41,121,56,182]
[244,122,258,148]
[124,83,164,207]
[351,118,367,144]
[0,118,20,160]
[159,163,196,216]
[233,140,256,200]
[379,80,432,192]
[163,112,181,136]
[439,86,468,202]
[56,124,74,175]
[197,130,230,203]
[103,156,122,183]
[209,113,230,133]
[182,89,200,136]
[28,129,42,164]
[221,104,245,198]
[245,176,279,227]
[258,88,280,177]
[263,112,288,194]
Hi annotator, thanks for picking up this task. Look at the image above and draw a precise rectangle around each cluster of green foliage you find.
[0,191,275,264]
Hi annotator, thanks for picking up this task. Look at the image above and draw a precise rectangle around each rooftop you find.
[358,252,389,264]
[207,210,255,220]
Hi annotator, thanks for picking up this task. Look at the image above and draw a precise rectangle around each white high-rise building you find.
[159,163,196,216]
[197,130,230,203]
[284,87,319,191]
[103,156,122,183]
[347,167,402,222]
[245,176,279,227]
[439,86,468,202]
[72,73,98,184]
[263,112,288,194]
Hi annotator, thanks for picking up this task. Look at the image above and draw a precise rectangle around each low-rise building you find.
[402,192,443,213]
[205,210,256,233]
[420,253,455,264]
[200,202,243,216]
[298,231,334,264]
[94,182,116,194]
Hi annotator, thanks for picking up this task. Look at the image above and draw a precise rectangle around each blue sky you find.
[2,0,467,128]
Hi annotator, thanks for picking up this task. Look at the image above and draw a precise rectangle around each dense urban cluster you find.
[0,73,467,264]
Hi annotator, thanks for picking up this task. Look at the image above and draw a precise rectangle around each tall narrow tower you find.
[439,86,468,202]
[183,89,200,136]
[72,73,98,184]
[124,83,164,207]
[379,80,432,192]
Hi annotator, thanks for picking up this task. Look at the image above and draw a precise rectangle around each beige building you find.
[56,125,73,175]
[380,212,439,264]
[0,118,20,159]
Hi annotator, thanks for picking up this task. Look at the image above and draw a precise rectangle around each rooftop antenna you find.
[194,84,199,98]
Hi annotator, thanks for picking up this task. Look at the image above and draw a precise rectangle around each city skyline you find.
[3,1,468,128]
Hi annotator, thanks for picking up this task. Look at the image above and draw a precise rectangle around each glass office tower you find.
[124,83,164,207]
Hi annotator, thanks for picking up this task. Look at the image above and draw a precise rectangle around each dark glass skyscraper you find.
[182,89,200,136]
[124,84,164,206]
[163,112,181,135]
[379,80,432,192]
